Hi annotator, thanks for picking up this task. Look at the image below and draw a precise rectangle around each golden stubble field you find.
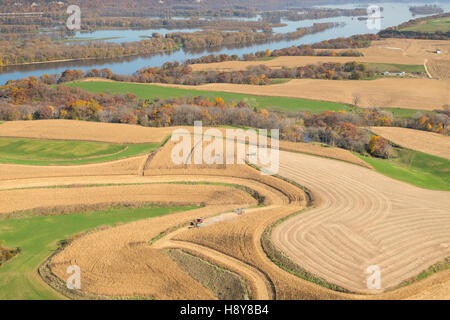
[1,120,449,300]
[272,151,450,293]
[190,39,450,72]
[170,38,450,110]
[77,38,450,110]
[0,119,176,143]
[157,78,450,111]
[370,126,450,160]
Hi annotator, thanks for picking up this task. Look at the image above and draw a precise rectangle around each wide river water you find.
[1,1,449,84]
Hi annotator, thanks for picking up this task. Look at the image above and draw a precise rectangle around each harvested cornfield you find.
[44,138,308,299]
[190,55,421,72]
[190,39,450,72]
[0,182,256,215]
[0,155,146,181]
[370,127,450,160]
[1,120,449,300]
[49,205,238,299]
[156,78,450,111]
[167,249,249,300]
[46,169,302,299]
[0,119,176,144]
[426,59,450,80]
[273,151,450,293]
[279,141,372,169]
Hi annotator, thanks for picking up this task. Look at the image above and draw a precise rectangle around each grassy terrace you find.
[382,108,428,119]
[366,62,426,74]
[0,137,159,166]
[400,16,450,33]
[65,81,352,114]
[359,148,450,191]
[0,204,198,299]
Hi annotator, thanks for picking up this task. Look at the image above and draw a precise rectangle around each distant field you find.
[359,148,450,191]
[401,16,450,33]
[0,119,174,144]
[0,204,197,300]
[66,80,435,116]
[382,108,427,118]
[65,81,352,113]
[0,137,158,165]
[366,62,426,74]
[427,59,450,80]
[269,78,292,85]
[139,78,447,111]
[370,126,450,159]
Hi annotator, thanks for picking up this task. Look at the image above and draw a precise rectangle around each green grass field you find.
[65,81,425,117]
[401,16,450,33]
[359,148,450,191]
[258,56,277,61]
[366,63,426,74]
[382,107,429,119]
[65,81,352,114]
[0,204,198,300]
[269,78,292,85]
[0,137,159,166]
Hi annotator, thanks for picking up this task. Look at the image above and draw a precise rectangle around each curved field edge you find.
[166,249,250,300]
[368,127,450,160]
[357,150,450,191]
[2,132,446,300]
[43,160,301,299]
[254,159,450,294]
[265,207,450,295]
[271,150,450,294]
[265,158,450,293]
[0,137,126,161]
[146,181,265,245]
[252,163,351,293]
[0,138,160,166]
[262,209,352,293]
[0,120,371,170]
[21,181,261,300]
[0,203,199,300]
[399,257,450,288]
[67,79,442,114]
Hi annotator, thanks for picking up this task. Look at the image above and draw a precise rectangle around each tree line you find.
[45,59,381,86]
[379,12,450,40]
[409,5,443,15]
[0,22,336,67]
[1,77,448,159]
[261,7,369,22]
[0,35,179,67]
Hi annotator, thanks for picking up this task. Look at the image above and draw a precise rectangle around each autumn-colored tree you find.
[39,105,54,119]
[214,97,225,108]
[368,136,392,158]
[120,112,138,124]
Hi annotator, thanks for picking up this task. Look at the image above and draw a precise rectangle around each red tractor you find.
[189,218,205,229]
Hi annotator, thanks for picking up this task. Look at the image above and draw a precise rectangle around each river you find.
[1,1,449,84]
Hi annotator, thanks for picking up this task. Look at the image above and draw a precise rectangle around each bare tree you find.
[352,92,361,108]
